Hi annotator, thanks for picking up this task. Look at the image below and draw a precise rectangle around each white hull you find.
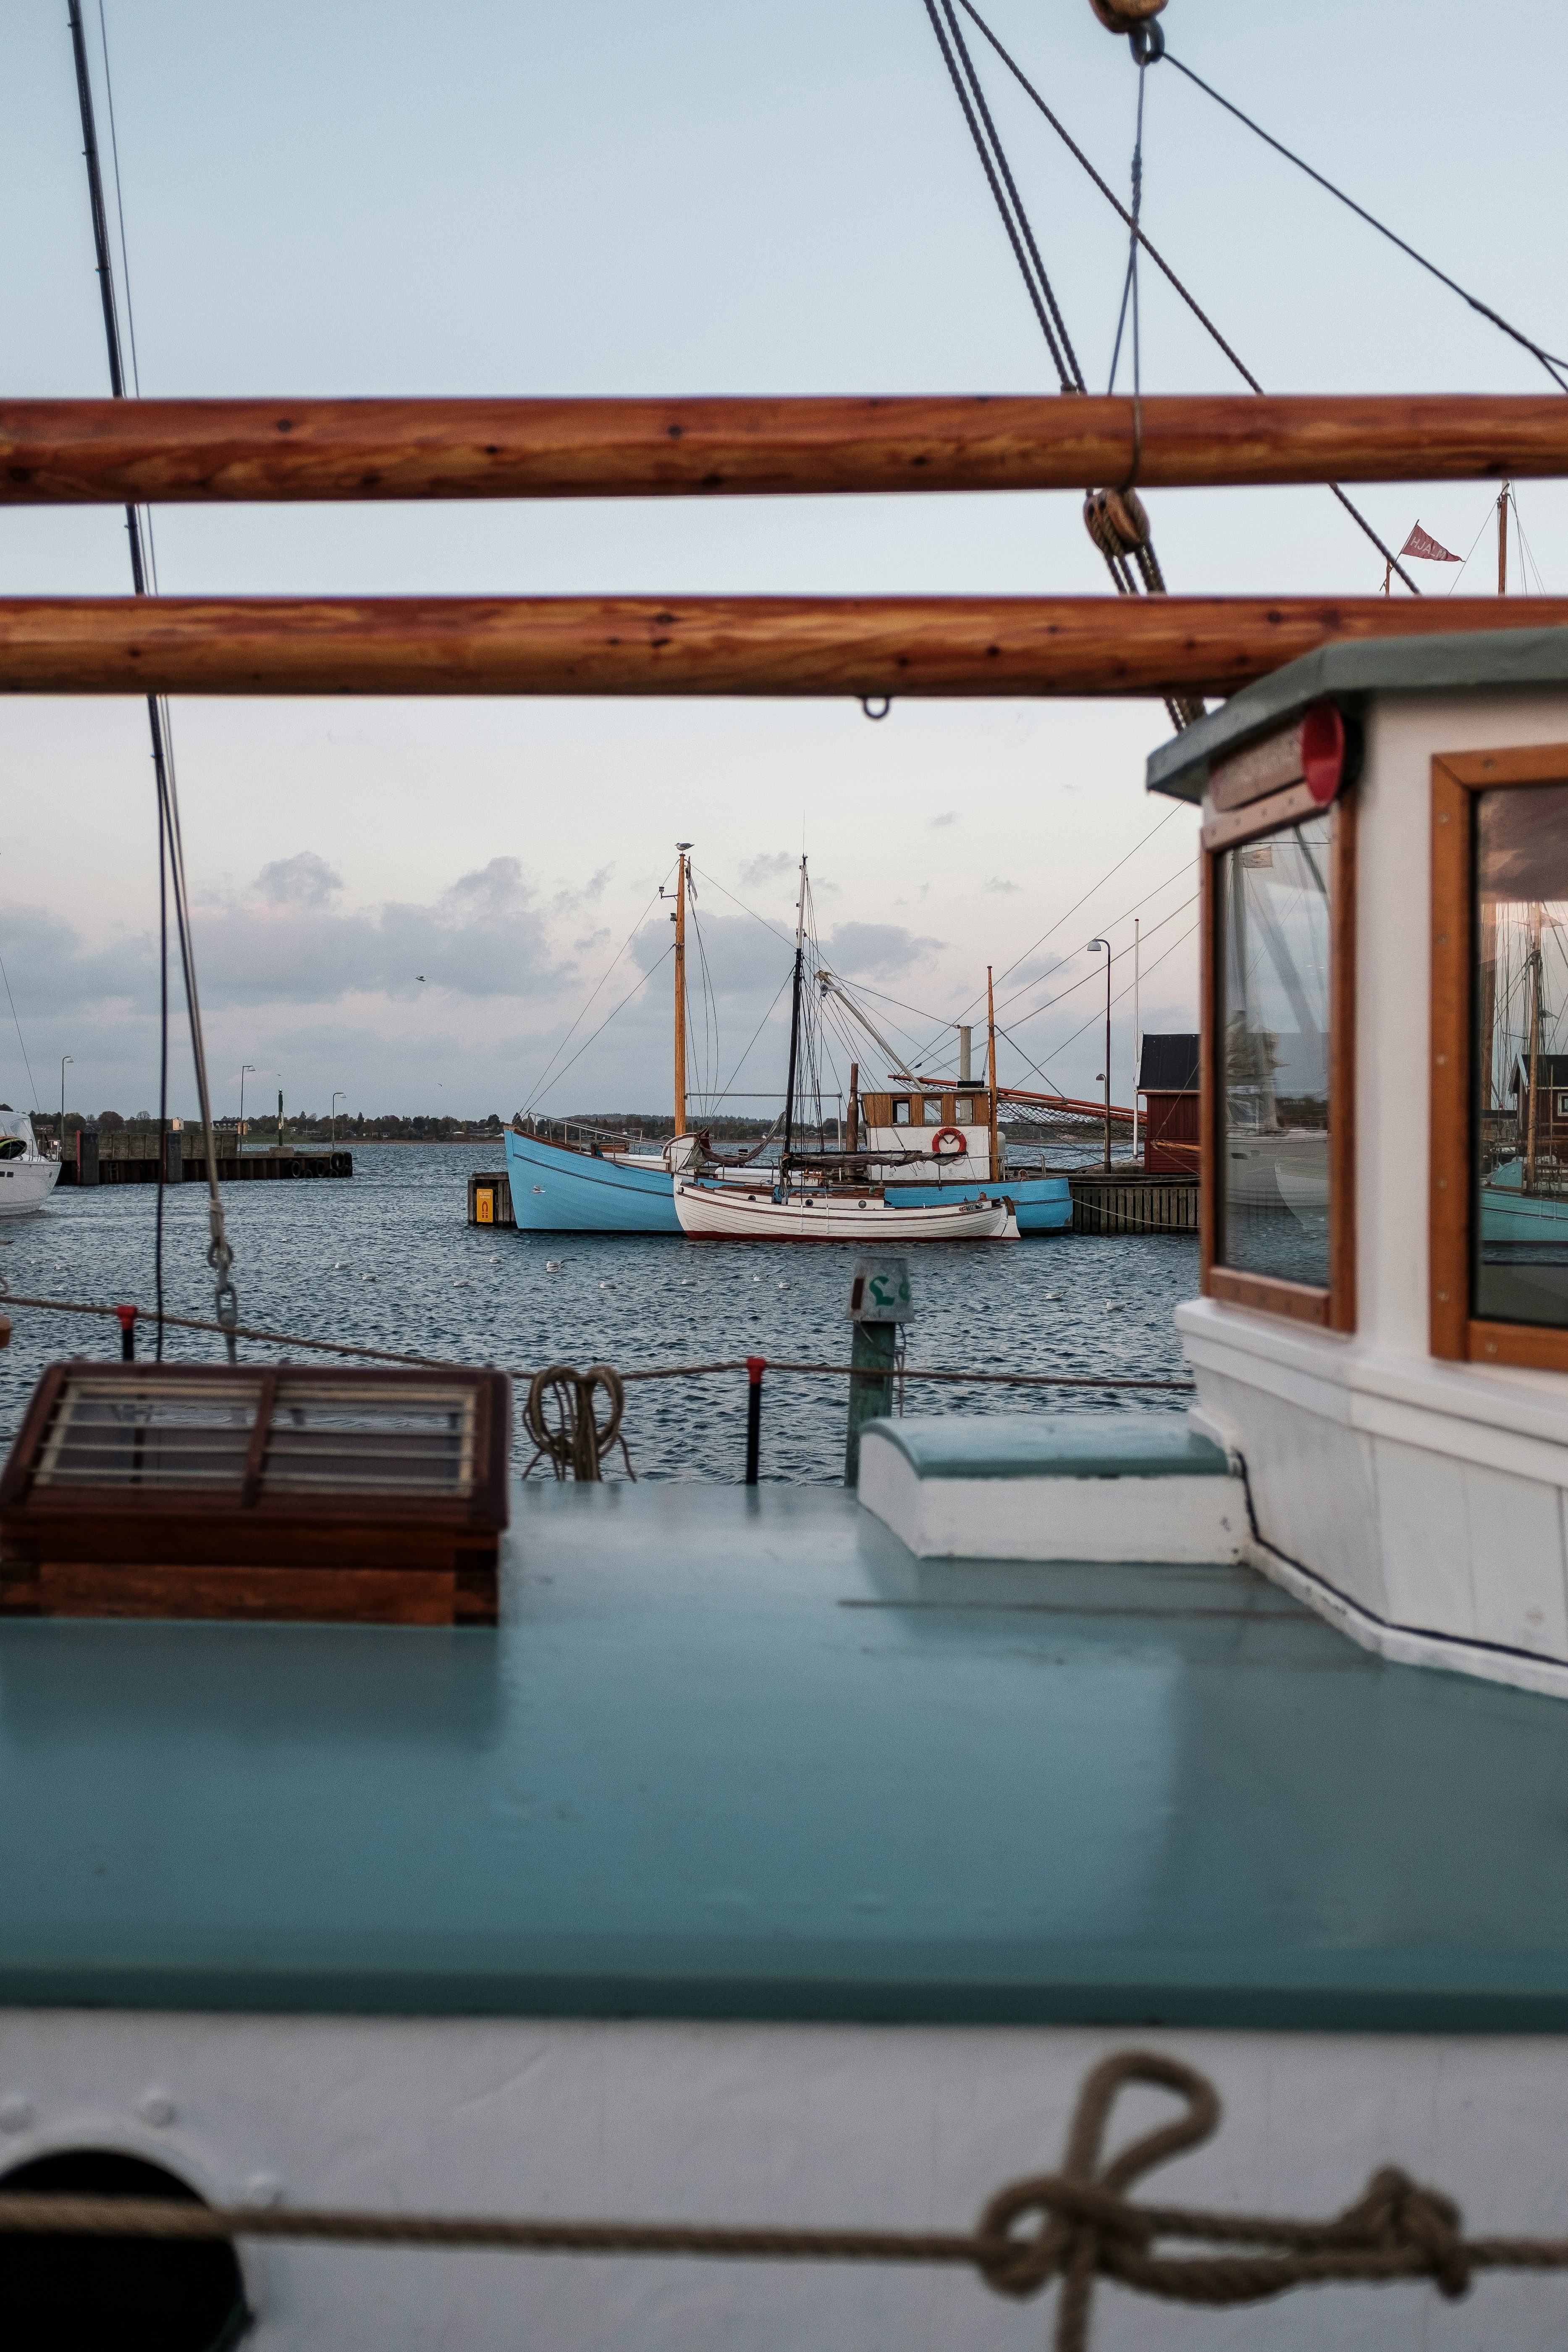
[0,1157,59,1214]
[674,1183,1017,1241]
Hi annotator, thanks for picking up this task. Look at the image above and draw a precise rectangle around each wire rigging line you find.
[1106,39,1147,401]
[907,800,1188,1066]
[925,0,1084,390]
[1162,49,1568,397]
[691,866,797,949]
[0,950,39,1116]
[1005,891,1198,1034]
[66,0,239,1363]
[520,876,668,1114]
[1004,916,1198,1081]
[527,946,675,1113]
[952,0,1420,596]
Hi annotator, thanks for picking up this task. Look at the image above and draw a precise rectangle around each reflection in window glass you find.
[1474,781,1568,1328]
[1217,818,1332,1287]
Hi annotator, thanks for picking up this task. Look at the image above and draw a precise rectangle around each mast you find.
[986,965,999,1184]
[781,856,807,1172]
[1527,902,1544,1193]
[672,842,692,1137]
[1499,484,1510,595]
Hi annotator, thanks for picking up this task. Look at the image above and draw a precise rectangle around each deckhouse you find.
[1149,628,1568,1696]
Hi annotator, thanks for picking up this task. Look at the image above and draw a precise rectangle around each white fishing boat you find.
[673,1179,1017,1241]
[0,1108,61,1215]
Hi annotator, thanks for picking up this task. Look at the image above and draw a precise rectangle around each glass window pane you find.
[1474,781,1568,1327]
[1217,817,1332,1287]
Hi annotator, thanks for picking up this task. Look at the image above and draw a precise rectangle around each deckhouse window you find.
[892,1098,910,1126]
[954,1097,974,1123]
[1217,821,1332,1289]
[1432,755,1568,1368]
[923,1097,945,1124]
[1202,744,1355,1334]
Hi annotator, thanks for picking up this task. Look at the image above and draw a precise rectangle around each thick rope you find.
[2,2050,1563,2349]
[522,1362,635,1481]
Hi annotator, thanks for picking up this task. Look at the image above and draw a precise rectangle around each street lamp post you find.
[239,1063,255,1141]
[1088,940,1112,1171]
[59,1056,72,1158]
[332,1091,345,1148]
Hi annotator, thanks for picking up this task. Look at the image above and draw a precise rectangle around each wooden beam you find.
[4,593,1568,699]
[6,396,1568,505]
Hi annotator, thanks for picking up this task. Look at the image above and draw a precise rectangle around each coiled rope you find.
[2,2049,1564,2349]
[522,1362,635,1481]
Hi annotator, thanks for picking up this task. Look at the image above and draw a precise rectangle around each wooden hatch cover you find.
[0,1362,509,1625]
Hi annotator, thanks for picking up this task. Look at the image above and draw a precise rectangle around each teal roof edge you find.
[1146,625,1568,805]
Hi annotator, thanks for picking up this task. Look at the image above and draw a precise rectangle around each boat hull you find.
[0,1159,60,1215]
[675,1184,1017,1241]
[504,1127,679,1234]
[884,1173,1071,1234]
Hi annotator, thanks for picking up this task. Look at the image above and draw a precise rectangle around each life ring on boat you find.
[930,1127,967,1159]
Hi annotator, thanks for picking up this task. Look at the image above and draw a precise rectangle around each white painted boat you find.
[674,1181,1017,1241]
[0,1108,60,1215]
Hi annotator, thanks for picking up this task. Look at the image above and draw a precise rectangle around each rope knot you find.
[975,2172,1153,2301]
[1350,2167,1471,2300]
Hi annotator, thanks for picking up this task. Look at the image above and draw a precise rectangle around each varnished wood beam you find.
[3,593,1568,699]
[5,396,1568,505]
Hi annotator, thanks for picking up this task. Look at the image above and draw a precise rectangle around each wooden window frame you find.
[1431,744,1568,1370]
[1200,791,1357,1332]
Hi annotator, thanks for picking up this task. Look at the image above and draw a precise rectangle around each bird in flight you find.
[416,974,426,983]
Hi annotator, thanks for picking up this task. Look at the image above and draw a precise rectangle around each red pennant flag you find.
[1400,522,1461,562]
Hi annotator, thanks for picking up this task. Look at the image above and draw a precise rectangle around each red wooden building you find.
[1138,1033,1200,1173]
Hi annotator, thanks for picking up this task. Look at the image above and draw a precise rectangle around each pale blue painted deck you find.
[4,1484,1568,2029]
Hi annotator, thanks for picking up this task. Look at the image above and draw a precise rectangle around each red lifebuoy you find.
[930,1126,967,1158]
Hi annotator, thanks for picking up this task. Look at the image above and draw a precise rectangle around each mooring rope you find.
[0,1289,1196,1395]
[1,2050,1562,2349]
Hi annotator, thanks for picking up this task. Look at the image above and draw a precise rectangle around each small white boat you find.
[0,1107,60,1215]
[674,1181,1017,1241]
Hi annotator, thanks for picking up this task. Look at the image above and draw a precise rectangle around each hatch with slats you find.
[0,1362,509,1626]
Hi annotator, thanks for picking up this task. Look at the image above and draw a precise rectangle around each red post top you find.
[745,1356,767,1384]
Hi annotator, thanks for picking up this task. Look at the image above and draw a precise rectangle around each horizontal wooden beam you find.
[3,594,1567,700]
[5,396,1568,505]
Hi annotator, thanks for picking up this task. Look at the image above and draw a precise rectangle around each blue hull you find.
[886,1175,1072,1235]
[505,1128,679,1233]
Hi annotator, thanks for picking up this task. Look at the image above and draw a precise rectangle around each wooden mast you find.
[986,967,999,1185]
[781,857,807,1177]
[672,844,691,1138]
[1527,903,1544,1194]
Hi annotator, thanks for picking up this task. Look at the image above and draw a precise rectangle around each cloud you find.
[931,812,959,829]
[819,921,941,976]
[984,877,1021,894]
[736,851,797,886]
[255,851,343,907]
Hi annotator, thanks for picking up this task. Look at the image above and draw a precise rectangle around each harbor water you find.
[0,1145,1196,1483]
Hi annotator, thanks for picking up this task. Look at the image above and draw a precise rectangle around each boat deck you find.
[3,1483,1568,2028]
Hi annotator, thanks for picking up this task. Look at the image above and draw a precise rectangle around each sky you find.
[3,0,1567,1123]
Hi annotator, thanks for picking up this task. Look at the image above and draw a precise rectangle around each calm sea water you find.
[0,1145,1198,1483]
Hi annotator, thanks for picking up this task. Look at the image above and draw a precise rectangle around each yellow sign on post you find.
[475,1188,494,1224]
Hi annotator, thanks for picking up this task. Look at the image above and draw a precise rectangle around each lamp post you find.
[332,1091,345,1148]
[1088,940,1112,1170]
[239,1063,255,1141]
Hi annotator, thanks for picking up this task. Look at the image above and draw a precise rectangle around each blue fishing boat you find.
[504,1118,681,1234]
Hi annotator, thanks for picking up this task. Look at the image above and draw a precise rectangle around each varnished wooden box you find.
[0,1362,510,1626]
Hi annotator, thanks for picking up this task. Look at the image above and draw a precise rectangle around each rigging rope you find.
[65,0,239,1362]
[5,2047,1567,2351]
[919,0,1199,728]
[1162,47,1568,397]
[952,0,1422,596]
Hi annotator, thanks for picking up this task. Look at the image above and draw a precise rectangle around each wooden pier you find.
[59,1133,352,1186]
[467,1170,515,1228]
[1068,1171,1198,1236]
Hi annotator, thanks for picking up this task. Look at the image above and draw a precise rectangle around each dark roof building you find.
[1138,1033,1200,1094]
